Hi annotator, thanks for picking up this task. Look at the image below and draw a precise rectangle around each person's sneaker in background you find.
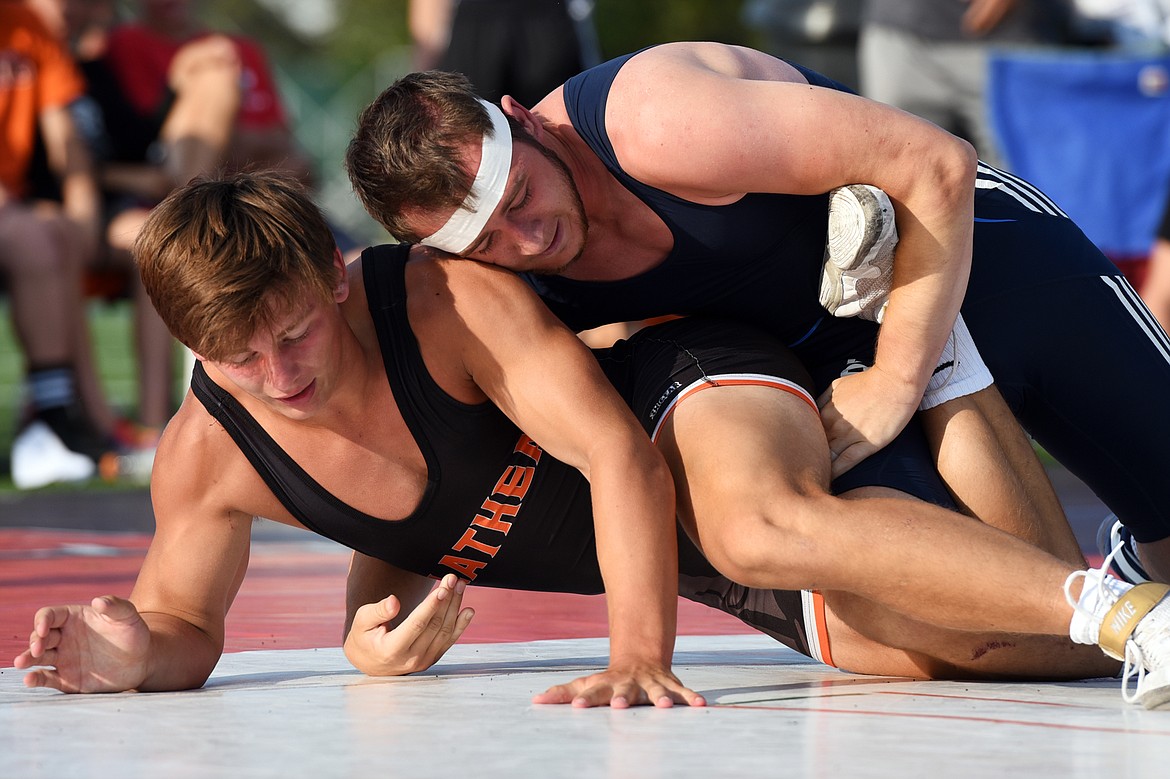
[11,420,96,489]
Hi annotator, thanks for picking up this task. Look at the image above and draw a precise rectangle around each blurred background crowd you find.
[3,0,1170,491]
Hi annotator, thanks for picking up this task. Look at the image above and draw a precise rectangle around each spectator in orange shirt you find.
[0,0,118,488]
[27,0,317,443]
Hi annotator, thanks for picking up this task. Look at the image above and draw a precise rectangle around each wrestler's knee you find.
[696,490,837,590]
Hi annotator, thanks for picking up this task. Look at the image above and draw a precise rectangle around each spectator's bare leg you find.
[0,202,108,461]
[108,207,174,431]
[160,35,242,186]
[53,210,116,438]
[0,203,74,366]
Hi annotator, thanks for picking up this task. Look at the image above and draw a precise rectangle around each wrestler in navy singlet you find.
[190,242,834,660]
[528,50,958,509]
[525,48,1170,542]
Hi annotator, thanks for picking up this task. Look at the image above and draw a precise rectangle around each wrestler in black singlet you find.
[191,242,835,661]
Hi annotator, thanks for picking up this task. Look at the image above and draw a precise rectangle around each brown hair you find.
[134,170,338,361]
[346,70,501,241]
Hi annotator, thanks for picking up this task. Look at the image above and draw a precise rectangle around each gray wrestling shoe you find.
[1066,548,1170,710]
[1096,514,1151,584]
[819,184,898,323]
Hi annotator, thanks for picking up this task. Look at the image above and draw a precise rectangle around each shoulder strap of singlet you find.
[359,240,494,430]
[189,361,380,536]
[562,47,854,175]
[561,49,642,175]
[781,59,857,93]
[359,242,447,479]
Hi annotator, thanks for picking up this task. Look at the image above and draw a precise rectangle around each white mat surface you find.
[3,634,1167,778]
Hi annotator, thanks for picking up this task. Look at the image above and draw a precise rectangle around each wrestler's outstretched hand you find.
[817,366,920,479]
[532,661,707,708]
[344,574,474,676]
[14,596,151,693]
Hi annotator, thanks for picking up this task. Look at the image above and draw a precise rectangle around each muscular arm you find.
[16,402,257,693]
[124,408,259,691]
[99,162,172,201]
[962,0,1019,36]
[409,0,455,70]
[412,256,691,705]
[605,43,978,455]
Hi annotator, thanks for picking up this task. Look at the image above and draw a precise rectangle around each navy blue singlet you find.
[523,47,1170,541]
[527,49,956,508]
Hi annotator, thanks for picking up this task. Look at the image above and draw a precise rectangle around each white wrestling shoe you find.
[819,184,897,323]
[818,184,996,410]
[11,420,97,490]
[1065,545,1170,710]
[1096,514,1152,584]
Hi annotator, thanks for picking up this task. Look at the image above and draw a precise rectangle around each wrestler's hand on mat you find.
[344,574,474,676]
[532,662,707,708]
[817,367,920,478]
[14,595,151,693]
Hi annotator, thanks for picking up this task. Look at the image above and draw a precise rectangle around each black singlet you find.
[190,242,722,593]
[189,244,854,659]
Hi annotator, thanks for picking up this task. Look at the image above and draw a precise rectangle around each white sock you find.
[919,315,995,411]
[1069,570,1134,646]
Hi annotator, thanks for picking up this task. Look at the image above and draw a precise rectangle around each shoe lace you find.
[1062,540,1124,620]
[1122,641,1146,705]
[1065,544,1167,704]
[1123,601,1170,704]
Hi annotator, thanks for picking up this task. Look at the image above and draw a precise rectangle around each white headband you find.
[420,99,513,253]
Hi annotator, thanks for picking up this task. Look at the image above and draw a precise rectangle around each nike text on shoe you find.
[1065,546,1170,710]
[819,184,898,323]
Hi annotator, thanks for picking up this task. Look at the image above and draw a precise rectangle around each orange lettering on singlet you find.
[451,527,501,557]
[472,498,520,533]
[514,434,543,463]
[436,434,545,582]
[439,555,488,580]
[493,465,534,499]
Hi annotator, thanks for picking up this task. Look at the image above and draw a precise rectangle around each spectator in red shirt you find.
[103,0,313,187]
